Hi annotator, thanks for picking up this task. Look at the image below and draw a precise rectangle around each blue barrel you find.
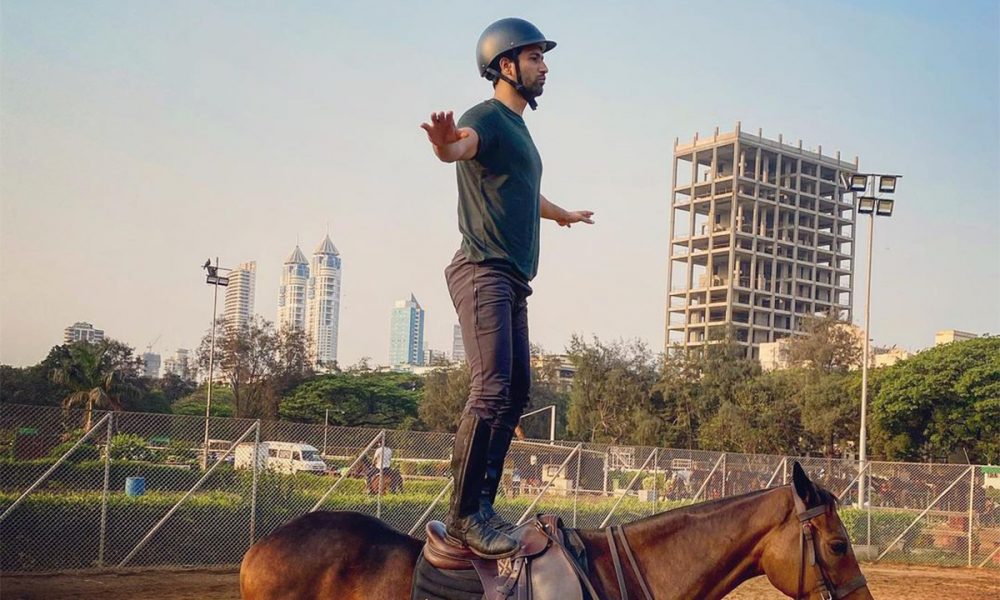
[125,476,146,497]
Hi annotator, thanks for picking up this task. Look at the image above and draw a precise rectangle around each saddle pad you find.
[411,527,590,600]
[411,553,483,600]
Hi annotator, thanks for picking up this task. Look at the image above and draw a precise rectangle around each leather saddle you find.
[422,515,585,600]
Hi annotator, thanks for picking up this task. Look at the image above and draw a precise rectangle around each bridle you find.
[795,505,869,600]
[599,505,870,600]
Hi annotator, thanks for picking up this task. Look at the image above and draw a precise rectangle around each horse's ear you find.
[791,461,818,508]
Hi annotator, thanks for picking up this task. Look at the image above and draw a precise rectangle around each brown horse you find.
[240,462,873,599]
[347,455,405,495]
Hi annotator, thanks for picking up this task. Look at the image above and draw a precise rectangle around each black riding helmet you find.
[476,18,556,110]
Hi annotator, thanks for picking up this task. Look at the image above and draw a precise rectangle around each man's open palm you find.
[420,111,469,147]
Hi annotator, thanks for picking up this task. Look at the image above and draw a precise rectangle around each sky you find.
[1,0,998,368]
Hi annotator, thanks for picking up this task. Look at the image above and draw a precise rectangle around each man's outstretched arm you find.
[541,194,595,228]
[420,111,479,163]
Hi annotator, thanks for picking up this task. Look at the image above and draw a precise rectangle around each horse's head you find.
[761,462,874,599]
[347,456,372,478]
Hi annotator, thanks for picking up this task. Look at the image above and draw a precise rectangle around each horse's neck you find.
[614,487,793,600]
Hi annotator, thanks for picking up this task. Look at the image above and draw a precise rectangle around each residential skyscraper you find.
[307,235,342,369]
[278,246,310,335]
[389,294,425,366]
[452,324,466,363]
[665,125,857,358]
[224,261,257,329]
[163,349,195,381]
[142,352,161,378]
[63,322,104,344]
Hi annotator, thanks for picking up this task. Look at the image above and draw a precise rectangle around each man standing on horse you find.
[421,18,594,559]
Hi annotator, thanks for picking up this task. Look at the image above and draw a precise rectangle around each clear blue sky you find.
[2,0,998,367]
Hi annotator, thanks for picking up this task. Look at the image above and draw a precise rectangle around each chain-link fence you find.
[1,403,998,572]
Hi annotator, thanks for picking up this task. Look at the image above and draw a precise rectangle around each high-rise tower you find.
[224,261,257,329]
[278,246,310,335]
[307,235,342,369]
[389,294,425,366]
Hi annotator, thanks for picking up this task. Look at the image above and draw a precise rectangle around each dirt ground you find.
[1,563,997,599]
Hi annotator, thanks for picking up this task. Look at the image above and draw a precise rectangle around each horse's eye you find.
[830,540,848,555]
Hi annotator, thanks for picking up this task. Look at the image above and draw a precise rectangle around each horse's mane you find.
[606,481,839,530]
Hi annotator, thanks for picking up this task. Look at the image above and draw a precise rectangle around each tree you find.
[652,334,761,450]
[172,384,236,417]
[50,340,143,430]
[781,313,862,373]
[698,371,803,455]
[196,316,311,418]
[566,336,659,445]
[869,337,1000,463]
[418,364,471,432]
[794,370,859,457]
[280,371,421,428]
[1,348,72,406]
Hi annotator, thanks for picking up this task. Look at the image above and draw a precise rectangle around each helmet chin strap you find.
[485,52,539,110]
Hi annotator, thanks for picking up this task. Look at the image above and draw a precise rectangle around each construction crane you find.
[145,334,162,354]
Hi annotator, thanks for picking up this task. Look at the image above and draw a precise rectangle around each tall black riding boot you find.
[480,426,516,532]
[446,415,519,559]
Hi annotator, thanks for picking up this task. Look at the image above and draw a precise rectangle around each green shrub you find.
[839,508,923,550]
[47,441,101,463]
[109,434,155,462]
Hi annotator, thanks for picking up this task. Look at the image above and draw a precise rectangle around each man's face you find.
[501,44,548,97]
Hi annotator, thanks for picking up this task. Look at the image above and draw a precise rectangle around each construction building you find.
[665,124,858,358]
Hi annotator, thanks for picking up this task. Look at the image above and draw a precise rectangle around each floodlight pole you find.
[201,257,230,470]
[853,173,900,508]
[857,179,876,509]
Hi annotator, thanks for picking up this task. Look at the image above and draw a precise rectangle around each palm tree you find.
[52,341,141,430]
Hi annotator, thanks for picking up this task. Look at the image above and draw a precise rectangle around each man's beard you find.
[522,79,544,98]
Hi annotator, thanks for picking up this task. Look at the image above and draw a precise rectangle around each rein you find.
[605,526,652,600]
[795,505,868,600]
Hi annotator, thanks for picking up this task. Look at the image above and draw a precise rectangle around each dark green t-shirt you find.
[456,99,542,281]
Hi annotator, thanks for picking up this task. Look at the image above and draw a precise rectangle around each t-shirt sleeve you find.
[458,104,497,160]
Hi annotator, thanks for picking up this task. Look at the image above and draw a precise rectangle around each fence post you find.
[866,466,872,547]
[573,448,582,527]
[377,430,386,520]
[782,456,788,485]
[968,466,975,567]
[97,412,113,566]
[517,444,582,525]
[766,457,786,488]
[0,412,113,524]
[323,409,329,456]
[603,451,609,497]
[652,449,659,515]
[599,449,657,528]
[721,453,727,496]
[408,479,453,536]
[250,420,260,547]
[693,453,725,502]
[118,422,259,567]
[876,465,974,562]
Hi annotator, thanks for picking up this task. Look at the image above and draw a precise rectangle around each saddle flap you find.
[424,521,478,570]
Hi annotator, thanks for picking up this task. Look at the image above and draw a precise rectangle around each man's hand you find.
[420,111,477,162]
[555,210,595,228]
[420,111,467,146]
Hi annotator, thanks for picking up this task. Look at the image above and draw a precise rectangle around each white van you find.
[234,442,327,474]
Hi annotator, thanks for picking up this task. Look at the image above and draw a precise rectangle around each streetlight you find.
[519,404,557,443]
[201,258,230,470]
[849,172,901,508]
